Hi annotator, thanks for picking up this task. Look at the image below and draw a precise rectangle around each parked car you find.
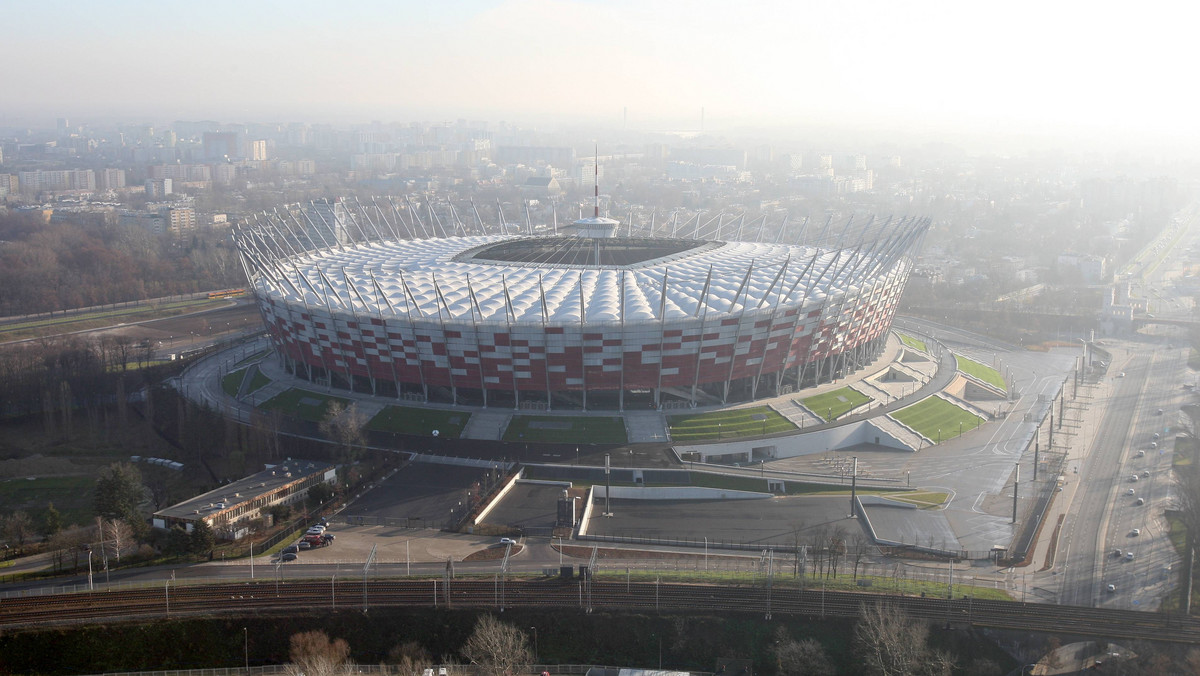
[499,537,517,546]
[1127,488,1136,496]
[1125,552,1135,561]
[1136,498,1146,506]
[1112,548,1123,557]
[1137,450,1146,457]
[282,545,299,555]
[1107,584,1117,593]
[281,552,297,562]
[298,541,312,550]
[1131,528,1141,536]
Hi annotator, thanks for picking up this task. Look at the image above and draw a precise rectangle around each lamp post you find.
[529,626,538,663]
[243,627,249,675]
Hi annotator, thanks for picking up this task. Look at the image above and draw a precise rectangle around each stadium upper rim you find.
[233,198,931,327]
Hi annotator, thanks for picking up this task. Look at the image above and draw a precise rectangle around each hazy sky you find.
[5,0,1197,140]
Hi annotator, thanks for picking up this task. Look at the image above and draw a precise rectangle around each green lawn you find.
[221,368,271,397]
[891,397,984,442]
[366,406,470,439]
[668,406,796,441]
[259,388,354,422]
[887,491,950,508]
[802,387,872,421]
[955,355,1007,391]
[593,569,1010,600]
[502,415,628,444]
[0,298,218,339]
[0,476,96,527]
[898,333,927,352]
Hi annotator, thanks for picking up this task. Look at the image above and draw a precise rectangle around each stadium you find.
[234,198,929,411]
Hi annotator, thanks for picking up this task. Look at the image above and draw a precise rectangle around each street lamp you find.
[243,627,249,674]
[529,626,538,663]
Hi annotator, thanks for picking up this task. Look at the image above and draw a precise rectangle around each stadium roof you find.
[250,235,903,324]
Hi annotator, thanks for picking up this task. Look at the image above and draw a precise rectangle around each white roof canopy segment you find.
[234,198,930,326]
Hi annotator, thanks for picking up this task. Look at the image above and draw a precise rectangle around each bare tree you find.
[387,640,434,675]
[851,532,871,581]
[287,630,354,676]
[773,627,835,676]
[100,518,134,562]
[461,614,533,676]
[855,601,953,676]
[2,511,33,546]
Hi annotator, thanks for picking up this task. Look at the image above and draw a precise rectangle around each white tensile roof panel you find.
[257,235,888,325]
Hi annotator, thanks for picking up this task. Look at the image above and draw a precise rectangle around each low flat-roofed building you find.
[152,459,336,539]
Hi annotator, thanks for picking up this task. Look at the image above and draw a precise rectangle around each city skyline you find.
[5,0,1197,151]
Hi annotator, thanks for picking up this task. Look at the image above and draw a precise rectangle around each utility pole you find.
[849,456,858,518]
[604,453,612,516]
[1033,430,1039,482]
[1012,463,1020,523]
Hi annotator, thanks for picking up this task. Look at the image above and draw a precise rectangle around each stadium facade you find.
[235,197,928,411]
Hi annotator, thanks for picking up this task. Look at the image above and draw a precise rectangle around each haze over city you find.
[7,0,1200,151]
[6,1,1200,674]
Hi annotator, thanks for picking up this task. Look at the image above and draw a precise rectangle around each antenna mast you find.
[593,143,600,218]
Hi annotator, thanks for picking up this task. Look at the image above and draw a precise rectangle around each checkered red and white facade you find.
[236,204,928,409]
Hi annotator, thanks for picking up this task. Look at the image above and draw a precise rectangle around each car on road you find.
[1130,474,1139,482]
[1107,584,1117,593]
[1157,408,1164,415]
[1125,552,1135,561]
[1113,548,1123,557]
[1151,442,1158,449]
[1142,470,1151,478]
[499,537,517,546]
[1153,433,1160,440]
[1118,372,1126,378]
[1132,528,1141,536]
[1136,497,1146,506]
[281,552,297,562]
[1127,488,1136,496]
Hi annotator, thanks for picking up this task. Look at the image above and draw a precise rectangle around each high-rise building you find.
[251,140,269,161]
[17,169,95,193]
[98,168,127,191]
[202,131,239,160]
[162,206,197,237]
[145,178,173,198]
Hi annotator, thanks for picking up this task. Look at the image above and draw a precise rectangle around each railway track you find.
[0,578,1196,644]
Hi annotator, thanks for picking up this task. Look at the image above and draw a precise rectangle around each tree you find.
[189,520,214,555]
[319,402,366,464]
[461,614,533,676]
[287,630,353,676]
[40,503,62,539]
[387,640,433,675]
[2,511,33,546]
[307,482,334,511]
[773,627,835,676]
[164,525,190,557]
[94,462,145,526]
[855,601,954,676]
[99,518,134,562]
